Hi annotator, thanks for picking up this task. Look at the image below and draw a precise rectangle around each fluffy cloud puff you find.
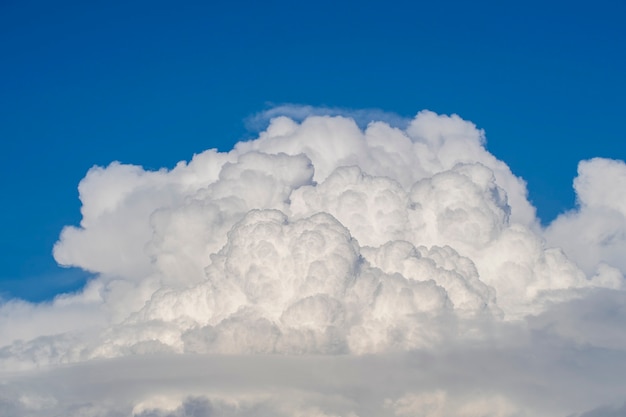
[1,108,625,416]
[545,158,626,276]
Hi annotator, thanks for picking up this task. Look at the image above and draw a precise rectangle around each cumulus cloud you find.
[545,158,626,276]
[1,107,625,416]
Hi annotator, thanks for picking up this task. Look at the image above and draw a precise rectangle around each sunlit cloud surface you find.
[2,108,626,417]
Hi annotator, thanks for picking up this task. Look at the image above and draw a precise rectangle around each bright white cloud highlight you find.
[1,108,625,417]
[545,158,626,276]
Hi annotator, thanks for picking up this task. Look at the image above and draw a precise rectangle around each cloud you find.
[1,107,625,416]
[575,402,626,417]
[545,158,626,276]
[246,104,410,132]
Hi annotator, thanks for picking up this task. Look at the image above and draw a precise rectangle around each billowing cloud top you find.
[1,109,626,417]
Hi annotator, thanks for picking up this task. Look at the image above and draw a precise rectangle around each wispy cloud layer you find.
[1,108,625,416]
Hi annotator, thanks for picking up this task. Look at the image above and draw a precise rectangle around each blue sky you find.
[1,0,625,301]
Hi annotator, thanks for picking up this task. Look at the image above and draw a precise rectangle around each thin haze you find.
[1,108,626,416]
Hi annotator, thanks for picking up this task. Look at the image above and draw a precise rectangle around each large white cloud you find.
[1,108,625,416]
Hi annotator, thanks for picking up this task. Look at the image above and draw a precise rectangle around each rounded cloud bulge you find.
[2,107,626,417]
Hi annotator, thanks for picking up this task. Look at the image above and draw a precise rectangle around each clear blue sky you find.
[1,0,624,301]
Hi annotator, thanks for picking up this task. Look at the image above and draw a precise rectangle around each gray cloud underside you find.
[3,317,626,417]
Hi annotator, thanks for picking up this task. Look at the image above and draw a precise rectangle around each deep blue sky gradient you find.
[1,0,625,300]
